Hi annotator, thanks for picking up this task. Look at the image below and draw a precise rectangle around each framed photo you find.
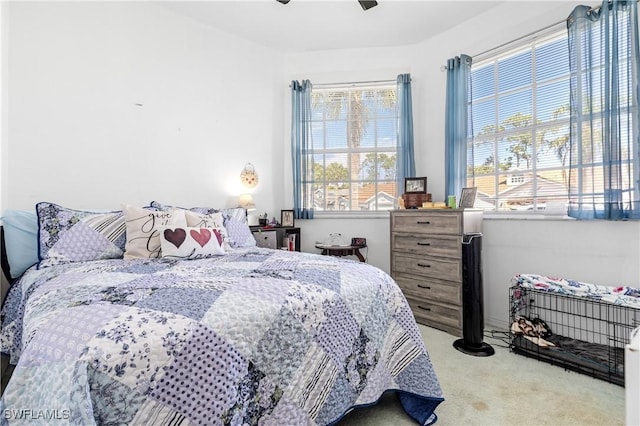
[404,177,427,194]
[459,187,478,208]
[280,209,295,227]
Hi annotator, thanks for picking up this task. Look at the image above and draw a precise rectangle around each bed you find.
[0,202,444,425]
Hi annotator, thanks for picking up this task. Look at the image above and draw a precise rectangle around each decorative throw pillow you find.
[150,201,256,248]
[221,207,257,248]
[122,204,187,259]
[36,202,126,269]
[159,227,226,260]
[183,210,232,250]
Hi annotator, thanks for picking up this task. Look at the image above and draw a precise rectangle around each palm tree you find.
[312,87,396,210]
[502,112,535,169]
[542,104,570,185]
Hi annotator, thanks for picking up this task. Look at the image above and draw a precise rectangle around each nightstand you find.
[250,226,301,251]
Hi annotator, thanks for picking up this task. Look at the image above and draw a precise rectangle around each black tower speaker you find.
[453,232,495,356]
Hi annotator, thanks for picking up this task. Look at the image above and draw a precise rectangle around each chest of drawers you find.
[390,209,482,336]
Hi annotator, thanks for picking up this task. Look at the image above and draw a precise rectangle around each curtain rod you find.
[463,0,637,66]
[311,79,398,88]
[440,17,567,72]
[288,79,398,88]
[470,18,567,63]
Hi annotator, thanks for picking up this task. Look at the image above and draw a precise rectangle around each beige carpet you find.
[338,325,625,426]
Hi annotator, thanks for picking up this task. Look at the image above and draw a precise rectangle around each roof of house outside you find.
[314,182,399,210]
[472,170,567,199]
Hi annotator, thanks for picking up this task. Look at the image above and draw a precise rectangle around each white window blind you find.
[308,82,398,212]
[469,26,571,212]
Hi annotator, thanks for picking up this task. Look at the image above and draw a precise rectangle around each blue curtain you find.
[290,80,314,219]
[444,55,472,202]
[396,74,416,195]
[567,0,640,219]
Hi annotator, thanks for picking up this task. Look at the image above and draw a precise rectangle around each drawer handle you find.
[417,263,431,268]
[417,284,431,290]
[417,242,431,246]
[416,221,431,225]
[418,305,431,312]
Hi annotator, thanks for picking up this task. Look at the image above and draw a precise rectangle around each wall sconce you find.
[240,163,258,188]
[238,193,256,211]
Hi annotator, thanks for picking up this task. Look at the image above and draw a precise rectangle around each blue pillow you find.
[1,210,39,279]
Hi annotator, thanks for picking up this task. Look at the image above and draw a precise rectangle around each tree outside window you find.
[307,84,398,211]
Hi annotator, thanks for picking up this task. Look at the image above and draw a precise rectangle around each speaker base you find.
[453,339,495,357]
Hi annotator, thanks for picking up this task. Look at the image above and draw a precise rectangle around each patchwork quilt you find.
[513,273,640,308]
[1,247,443,425]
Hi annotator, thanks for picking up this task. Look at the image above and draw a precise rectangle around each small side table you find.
[315,244,366,262]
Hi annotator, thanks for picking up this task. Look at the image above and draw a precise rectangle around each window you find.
[308,83,398,211]
[469,26,571,212]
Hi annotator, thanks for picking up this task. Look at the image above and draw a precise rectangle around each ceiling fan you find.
[276,0,378,11]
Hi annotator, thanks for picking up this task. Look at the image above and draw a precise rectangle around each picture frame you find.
[404,177,427,194]
[459,187,478,208]
[280,209,295,227]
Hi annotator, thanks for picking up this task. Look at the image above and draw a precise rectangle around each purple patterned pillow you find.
[221,207,256,248]
[36,202,126,268]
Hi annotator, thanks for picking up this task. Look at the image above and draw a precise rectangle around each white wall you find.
[286,1,640,329]
[2,2,285,214]
[483,218,640,327]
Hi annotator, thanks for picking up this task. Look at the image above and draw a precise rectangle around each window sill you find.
[312,211,391,220]
[307,211,575,221]
[483,212,574,221]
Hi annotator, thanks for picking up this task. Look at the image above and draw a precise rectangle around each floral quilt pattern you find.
[513,273,640,308]
[1,248,443,425]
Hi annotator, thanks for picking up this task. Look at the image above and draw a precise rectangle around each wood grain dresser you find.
[390,209,483,336]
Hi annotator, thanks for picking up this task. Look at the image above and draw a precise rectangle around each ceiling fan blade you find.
[276,0,376,10]
[358,0,378,10]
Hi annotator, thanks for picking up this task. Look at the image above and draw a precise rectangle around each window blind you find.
[469,27,571,212]
[307,82,399,212]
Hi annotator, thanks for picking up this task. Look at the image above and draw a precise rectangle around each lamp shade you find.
[238,194,256,211]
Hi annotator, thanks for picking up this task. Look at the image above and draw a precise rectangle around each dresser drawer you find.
[252,230,277,249]
[390,211,461,235]
[393,274,461,305]
[404,296,462,336]
[392,253,461,282]
[392,234,460,258]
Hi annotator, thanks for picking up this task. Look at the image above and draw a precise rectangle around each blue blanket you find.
[1,247,443,425]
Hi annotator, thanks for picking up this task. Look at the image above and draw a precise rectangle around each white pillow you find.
[122,204,187,259]
[184,210,232,250]
[159,227,226,259]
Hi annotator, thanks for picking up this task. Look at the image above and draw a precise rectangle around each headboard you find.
[1,226,13,308]
[1,226,11,282]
